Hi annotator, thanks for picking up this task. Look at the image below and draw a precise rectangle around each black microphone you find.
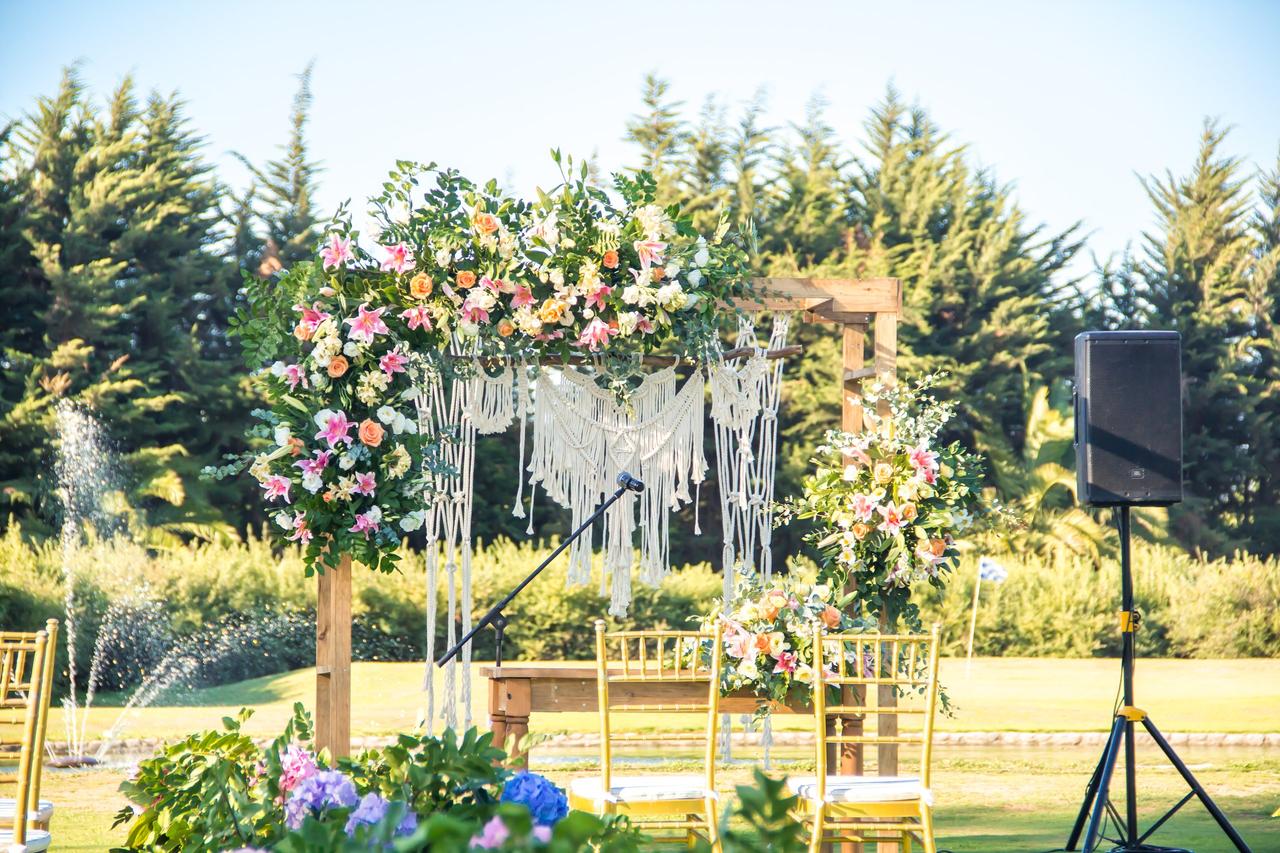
[617,471,645,492]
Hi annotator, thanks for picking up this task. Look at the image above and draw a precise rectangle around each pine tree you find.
[727,90,774,229]
[236,63,323,270]
[678,96,731,233]
[624,74,687,206]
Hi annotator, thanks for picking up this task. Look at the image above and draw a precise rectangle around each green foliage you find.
[703,770,807,853]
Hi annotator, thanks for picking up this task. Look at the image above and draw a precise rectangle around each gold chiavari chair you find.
[789,623,942,853]
[0,627,52,852]
[568,620,724,851]
[0,620,58,834]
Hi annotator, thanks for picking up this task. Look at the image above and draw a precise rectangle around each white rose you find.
[694,247,710,267]
[343,341,361,357]
[435,248,452,267]
[274,512,292,530]
[302,472,323,493]
[617,312,640,336]
[270,361,286,377]
[377,405,397,425]
[687,269,703,287]
[622,285,644,305]
[366,505,383,523]
[399,510,426,532]
[338,453,356,471]
[313,408,335,428]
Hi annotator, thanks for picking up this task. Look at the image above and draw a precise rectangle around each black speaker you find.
[1074,331,1183,506]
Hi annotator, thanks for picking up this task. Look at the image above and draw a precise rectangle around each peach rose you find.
[753,633,772,654]
[294,322,313,341]
[602,249,619,269]
[358,419,384,447]
[651,266,665,282]
[538,298,568,324]
[900,502,918,522]
[409,273,433,299]
[287,436,305,457]
[852,522,871,540]
[821,605,841,629]
[497,319,515,337]
[326,356,349,378]
[928,538,947,557]
[474,212,499,235]
[456,270,477,289]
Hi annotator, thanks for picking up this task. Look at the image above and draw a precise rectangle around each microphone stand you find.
[436,472,644,669]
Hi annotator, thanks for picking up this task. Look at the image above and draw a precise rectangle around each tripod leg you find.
[1141,718,1254,853]
[1066,743,1110,850]
[1081,716,1126,853]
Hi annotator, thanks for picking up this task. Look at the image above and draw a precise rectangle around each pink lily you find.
[400,306,432,331]
[379,242,414,273]
[773,651,799,674]
[349,511,380,538]
[909,444,940,484]
[850,493,877,523]
[877,502,907,535]
[460,296,490,324]
[352,471,377,497]
[576,318,615,351]
[282,363,307,391]
[286,512,313,545]
[261,475,291,503]
[725,630,753,660]
[314,410,355,448]
[319,234,353,270]
[633,239,666,268]
[379,351,409,376]
[295,449,333,478]
[293,302,333,335]
[510,286,536,309]
[636,317,655,334]
[584,284,612,311]
[344,303,390,343]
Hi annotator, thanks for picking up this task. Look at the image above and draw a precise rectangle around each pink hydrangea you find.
[470,816,510,849]
[279,744,318,794]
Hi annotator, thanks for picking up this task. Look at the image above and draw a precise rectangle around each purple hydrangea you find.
[285,770,358,829]
[500,771,568,827]
[344,791,418,838]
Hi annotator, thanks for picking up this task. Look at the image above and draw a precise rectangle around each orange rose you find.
[900,502,918,522]
[497,319,515,337]
[928,538,947,557]
[852,522,871,540]
[287,436,305,457]
[651,266,665,282]
[456,270,477,289]
[358,419,384,447]
[474,212,499,235]
[409,273,433,299]
[294,322,313,341]
[602,249,619,269]
[322,489,335,503]
[821,605,841,629]
[326,356,349,378]
[753,633,772,653]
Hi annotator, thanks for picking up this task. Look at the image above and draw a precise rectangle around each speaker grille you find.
[1075,331,1183,506]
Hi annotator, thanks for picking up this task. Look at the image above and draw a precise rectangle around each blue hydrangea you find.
[500,771,568,826]
[285,770,358,829]
[344,791,418,838]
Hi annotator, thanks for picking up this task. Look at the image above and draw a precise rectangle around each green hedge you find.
[1,524,1276,694]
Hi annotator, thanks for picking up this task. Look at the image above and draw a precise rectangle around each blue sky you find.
[3,0,1279,273]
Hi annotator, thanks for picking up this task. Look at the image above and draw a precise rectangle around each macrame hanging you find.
[708,314,791,763]
[527,365,707,616]
[417,348,517,734]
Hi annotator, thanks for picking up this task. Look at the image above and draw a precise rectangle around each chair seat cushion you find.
[0,828,53,852]
[787,775,932,805]
[570,774,714,805]
[0,798,54,822]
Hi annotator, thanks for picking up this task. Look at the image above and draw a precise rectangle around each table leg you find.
[489,675,532,768]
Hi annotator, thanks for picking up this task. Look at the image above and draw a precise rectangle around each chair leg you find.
[920,804,937,853]
[705,797,722,852]
[686,813,698,850]
[808,802,825,853]
[903,828,914,853]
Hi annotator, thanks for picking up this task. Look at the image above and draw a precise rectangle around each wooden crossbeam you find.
[746,277,902,318]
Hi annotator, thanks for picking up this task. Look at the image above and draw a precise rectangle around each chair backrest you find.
[0,622,59,799]
[810,623,941,796]
[593,620,723,793]
[2,628,49,846]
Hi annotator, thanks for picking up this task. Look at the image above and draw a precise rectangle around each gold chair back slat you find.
[5,627,51,847]
[811,623,942,802]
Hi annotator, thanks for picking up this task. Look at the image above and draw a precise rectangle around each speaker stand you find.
[1064,507,1252,853]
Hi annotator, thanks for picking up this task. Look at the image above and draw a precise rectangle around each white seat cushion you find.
[570,774,715,805]
[0,799,54,823]
[787,775,932,805]
[0,828,53,852]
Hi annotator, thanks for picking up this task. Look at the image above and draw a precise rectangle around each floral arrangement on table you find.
[778,373,1006,631]
[114,704,642,852]
[695,570,875,716]
[208,153,752,575]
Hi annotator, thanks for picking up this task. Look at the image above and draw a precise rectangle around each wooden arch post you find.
[316,554,352,758]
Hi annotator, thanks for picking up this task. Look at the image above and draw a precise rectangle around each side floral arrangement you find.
[699,374,1004,706]
[114,704,641,852]
[206,153,751,575]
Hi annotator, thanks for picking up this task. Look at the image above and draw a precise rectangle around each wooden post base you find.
[316,555,352,758]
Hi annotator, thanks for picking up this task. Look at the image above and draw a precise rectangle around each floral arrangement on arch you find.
[778,373,1005,630]
[694,571,874,716]
[211,153,752,574]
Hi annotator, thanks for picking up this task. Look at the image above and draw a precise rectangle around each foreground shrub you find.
[114,704,642,852]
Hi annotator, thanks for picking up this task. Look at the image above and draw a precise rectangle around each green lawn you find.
[34,657,1280,851]
[68,657,1280,742]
